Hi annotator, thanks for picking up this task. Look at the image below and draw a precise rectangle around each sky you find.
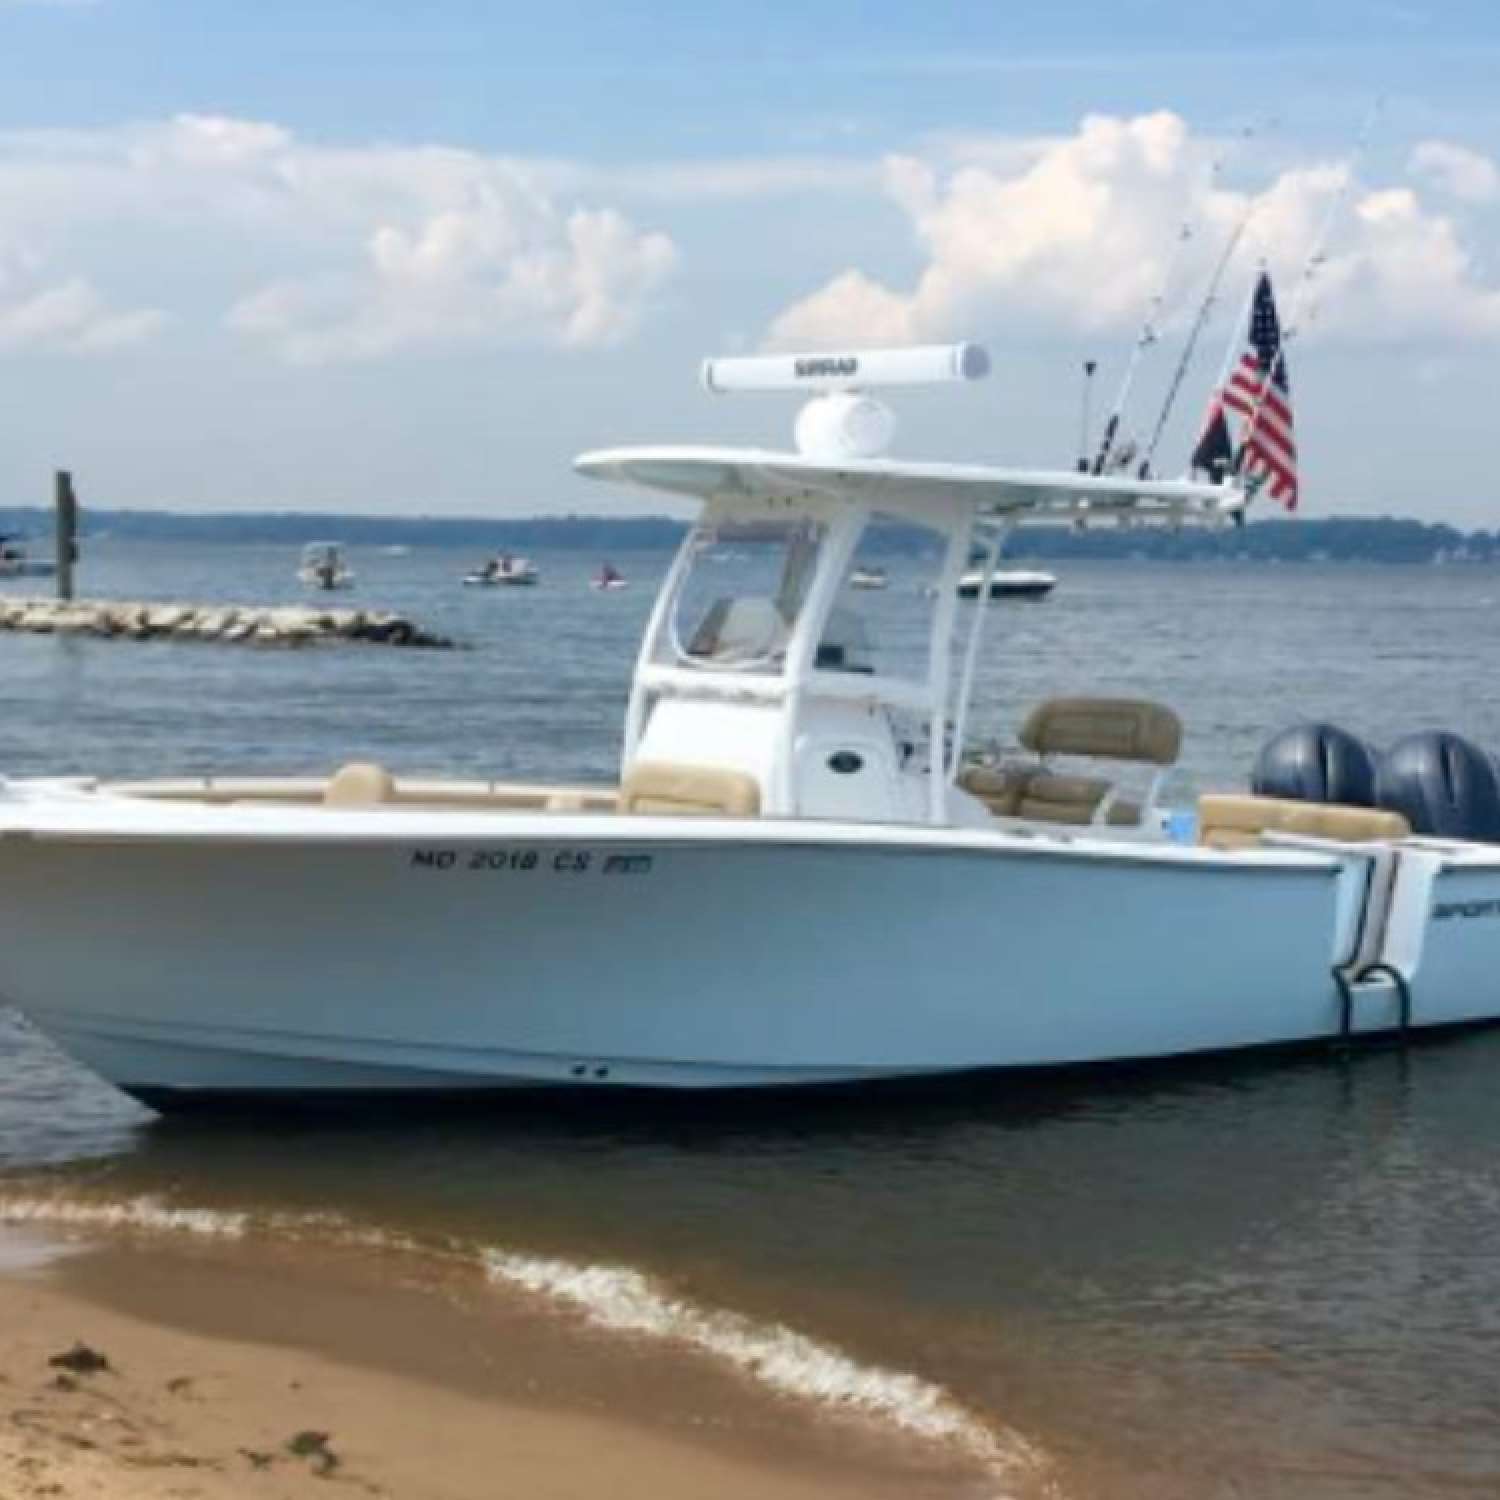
[2,1,1500,522]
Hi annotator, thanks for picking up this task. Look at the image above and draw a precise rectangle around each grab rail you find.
[1331,961,1413,1047]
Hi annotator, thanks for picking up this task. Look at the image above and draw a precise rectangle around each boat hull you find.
[8,807,1495,1106]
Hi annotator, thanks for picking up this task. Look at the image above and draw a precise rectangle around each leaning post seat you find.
[1018,697,1182,765]
[619,761,762,817]
[1196,794,1411,850]
[959,697,1182,827]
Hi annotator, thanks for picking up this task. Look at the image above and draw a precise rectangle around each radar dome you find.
[794,392,896,460]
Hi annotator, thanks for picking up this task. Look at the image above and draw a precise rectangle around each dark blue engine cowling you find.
[1252,722,1378,807]
[1375,731,1500,841]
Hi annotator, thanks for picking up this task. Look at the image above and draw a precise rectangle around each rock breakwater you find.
[0,599,453,649]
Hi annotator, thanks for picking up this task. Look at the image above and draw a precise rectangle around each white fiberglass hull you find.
[5,790,1500,1105]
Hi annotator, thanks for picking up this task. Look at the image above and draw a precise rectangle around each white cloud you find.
[0,280,165,353]
[767,112,1500,351]
[769,112,1216,347]
[0,114,680,363]
[0,243,163,355]
[1409,140,1500,203]
[1327,186,1500,338]
[228,189,678,363]
[4,109,1497,371]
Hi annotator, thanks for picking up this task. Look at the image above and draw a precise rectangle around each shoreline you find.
[0,1224,1000,1500]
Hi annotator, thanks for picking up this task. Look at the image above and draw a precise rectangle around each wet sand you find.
[0,1226,996,1500]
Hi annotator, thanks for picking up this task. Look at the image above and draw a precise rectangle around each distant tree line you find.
[860,515,1500,563]
[1002,516,1498,564]
[0,507,1495,564]
[0,509,689,551]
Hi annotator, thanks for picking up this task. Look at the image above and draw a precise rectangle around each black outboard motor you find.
[1252,722,1378,807]
[1375,731,1500,841]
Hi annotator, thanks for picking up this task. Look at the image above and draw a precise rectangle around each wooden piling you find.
[54,471,78,601]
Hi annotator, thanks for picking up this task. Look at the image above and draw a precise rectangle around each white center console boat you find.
[464,554,539,586]
[1,342,1496,1110]
[956,567,1055,599]
[298,541,354,590]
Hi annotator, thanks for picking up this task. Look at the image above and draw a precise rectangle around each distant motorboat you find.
[464,554,539,587]
[849,566,888,590]
[957,568,1056,600]
[297,541,354,591]
[0,536,57,580]
[592,562,629,591]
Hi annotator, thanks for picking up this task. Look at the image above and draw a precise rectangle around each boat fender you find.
[1252,722,1377,807]
[1375,731,1500,841]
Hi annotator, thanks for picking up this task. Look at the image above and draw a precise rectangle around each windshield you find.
[662,518,827,673]
[815,513,946,681]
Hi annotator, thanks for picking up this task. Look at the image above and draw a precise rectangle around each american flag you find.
[1221,271,1298,510]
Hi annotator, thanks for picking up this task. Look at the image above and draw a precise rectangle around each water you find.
[3,542,1500,1497]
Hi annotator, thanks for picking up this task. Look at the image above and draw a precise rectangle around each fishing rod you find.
[1142,186,1258,473]
[1234,99,1383,487]
[1089,216,1191,475]
[1091,130,1255,477]
[1077,358,1097,470]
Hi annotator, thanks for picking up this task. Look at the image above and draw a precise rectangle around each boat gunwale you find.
[0,793,1351,875]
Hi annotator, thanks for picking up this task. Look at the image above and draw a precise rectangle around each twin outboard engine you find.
[1253,721,1500,841]
[1253,722,1378,807]
[1375,731,1500,841]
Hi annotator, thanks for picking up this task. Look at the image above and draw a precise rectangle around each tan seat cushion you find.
[960,764,1142,826]
[324,761,397,807]
[1197,793,1411,850]
[620,761,761,817]
[1019,697,1182,766]
[958,762,1030,816]
[1015,771,1112,825]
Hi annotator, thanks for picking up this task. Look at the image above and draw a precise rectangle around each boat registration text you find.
[410,848,653,876]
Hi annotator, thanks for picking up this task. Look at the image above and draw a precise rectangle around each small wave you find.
[0,1188,1048,1492]
[0,1192,249,1239]
[485,1250,1041,1484]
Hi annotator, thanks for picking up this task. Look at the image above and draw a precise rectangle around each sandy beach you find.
[0,1225,985,1500]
